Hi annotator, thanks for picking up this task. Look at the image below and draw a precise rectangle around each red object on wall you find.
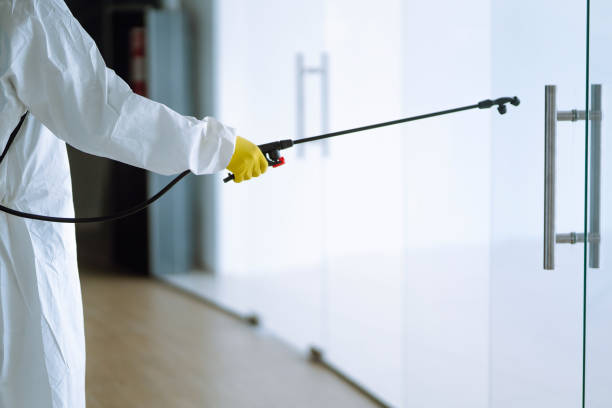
[130,27,147,97]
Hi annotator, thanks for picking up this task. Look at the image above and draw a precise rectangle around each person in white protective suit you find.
[0,0,268,407]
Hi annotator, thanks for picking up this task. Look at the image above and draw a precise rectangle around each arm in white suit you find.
[4,0,235,176]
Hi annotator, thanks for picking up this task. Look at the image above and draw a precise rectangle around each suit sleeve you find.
[7,0,235,176]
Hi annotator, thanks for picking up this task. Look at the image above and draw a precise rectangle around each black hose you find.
[0,112,190,223]
[0,171,189,223]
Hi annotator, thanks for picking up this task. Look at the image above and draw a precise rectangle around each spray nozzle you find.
[478,96,520,115]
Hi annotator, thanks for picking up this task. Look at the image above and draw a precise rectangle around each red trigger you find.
[272,157,285,168]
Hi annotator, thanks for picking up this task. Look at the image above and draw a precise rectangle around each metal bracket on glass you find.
[296,53,330,157]
[556,232,601,244]
[544,85,603,270]
[557,109,602,122]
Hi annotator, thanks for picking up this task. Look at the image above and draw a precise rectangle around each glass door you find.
[215,0,328,350]
[208,1,595,406]
[585,0,612,406]
[489,0,589,407]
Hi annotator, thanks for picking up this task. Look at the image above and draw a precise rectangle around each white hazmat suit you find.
[0,0,236,407]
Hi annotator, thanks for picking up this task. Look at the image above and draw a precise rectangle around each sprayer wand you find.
[224,96,520,183]
[0,96,519,223]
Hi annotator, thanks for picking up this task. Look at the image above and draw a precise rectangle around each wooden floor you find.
[82,271,379,408]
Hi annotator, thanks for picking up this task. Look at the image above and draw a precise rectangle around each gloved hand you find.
[226,136,268,183]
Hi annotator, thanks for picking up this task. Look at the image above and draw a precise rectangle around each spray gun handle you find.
[223,139,294,183]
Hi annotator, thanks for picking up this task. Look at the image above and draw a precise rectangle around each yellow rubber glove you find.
[226,136,268,183]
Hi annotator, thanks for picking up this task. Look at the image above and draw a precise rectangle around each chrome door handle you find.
[544,85,556,270]
[296,53,330,158]
[543,84,603,270]
[589,85,602,268]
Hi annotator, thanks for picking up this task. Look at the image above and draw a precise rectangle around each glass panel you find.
[396,0,492,407]
[322,1,403,404]
[216,1,405,403]
[216,0,327,349]
[203,1,591,407]
[585,1,612,405]
[398,1,492,406]
[490,1,587,407]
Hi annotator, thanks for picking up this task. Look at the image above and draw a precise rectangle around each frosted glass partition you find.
[399,1,492,406]
[206,0,593,406]
[321,2,404,404]
[215,0,327,350]
[213,0,493,405]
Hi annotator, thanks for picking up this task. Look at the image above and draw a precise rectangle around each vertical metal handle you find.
[320,53,330,157]
[544,85,557,270]
[296,54,305,157]
[296,53,330,157]
[589,84,602,268]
